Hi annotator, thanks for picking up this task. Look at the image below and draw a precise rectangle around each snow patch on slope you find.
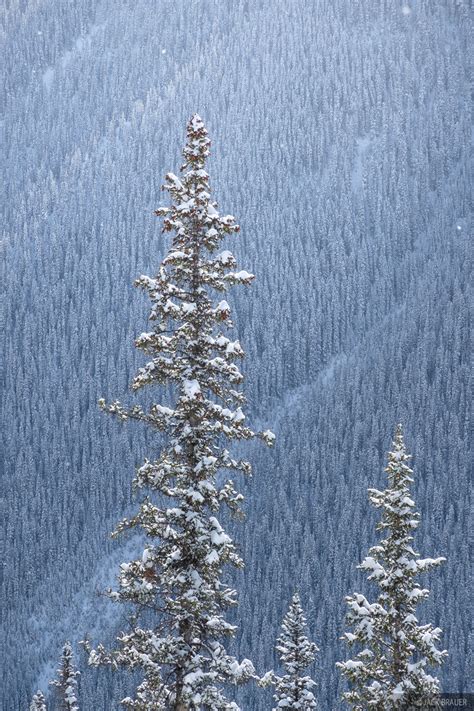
[351,135,371,193]
[42,23,104,91]
[31,533,143,695]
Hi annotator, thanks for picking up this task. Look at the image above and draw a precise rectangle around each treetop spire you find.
[182,113,210,169]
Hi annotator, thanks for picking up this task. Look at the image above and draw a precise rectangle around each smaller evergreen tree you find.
[50,641,80,711]
[338,425,447,709]
[30,691,47,711]
[261,593,319,709]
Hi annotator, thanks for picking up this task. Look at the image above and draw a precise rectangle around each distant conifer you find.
[261,592,319,709]
[338,425,447,708]
[50,641,80,711]
[29,690,47,711]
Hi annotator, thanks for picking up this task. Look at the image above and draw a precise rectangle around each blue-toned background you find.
[1,1,470,708]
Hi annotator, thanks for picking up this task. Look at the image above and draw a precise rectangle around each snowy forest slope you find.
[1,1,471,708]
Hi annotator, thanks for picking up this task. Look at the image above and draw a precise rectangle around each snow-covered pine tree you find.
[49,641,80,711]
[29,690,47,711]
[337,424,447,709]
[261,593,319,709]
[87,115,274,710]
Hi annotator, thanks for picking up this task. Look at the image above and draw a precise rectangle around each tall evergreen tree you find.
[337,425,447,708]
[261,593,319,709]
[87,115,274,709]
[50,641,80,711]
[30,691,47,711]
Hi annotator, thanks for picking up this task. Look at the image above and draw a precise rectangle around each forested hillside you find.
[1,1,471,708]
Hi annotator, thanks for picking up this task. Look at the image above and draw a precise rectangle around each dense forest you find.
[1,1,471,708]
